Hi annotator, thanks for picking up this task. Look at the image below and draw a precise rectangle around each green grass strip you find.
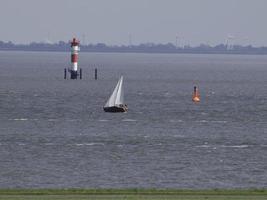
[0,189,266,196]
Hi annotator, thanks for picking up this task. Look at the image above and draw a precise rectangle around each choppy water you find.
[0,51,267,189]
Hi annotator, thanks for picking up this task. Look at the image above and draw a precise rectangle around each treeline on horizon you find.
[1,40,267,55]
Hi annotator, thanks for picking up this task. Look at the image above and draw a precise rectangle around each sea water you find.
[0,51,266,188]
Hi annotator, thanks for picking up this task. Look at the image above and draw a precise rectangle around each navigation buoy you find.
[192,86,200,102]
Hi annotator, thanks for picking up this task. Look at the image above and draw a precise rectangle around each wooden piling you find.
[95,68,98,80]
[64,68,67,79]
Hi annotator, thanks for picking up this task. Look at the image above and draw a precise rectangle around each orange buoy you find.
[192,86,200,102]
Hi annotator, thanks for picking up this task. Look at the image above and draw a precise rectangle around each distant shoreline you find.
[1,41,267,55]
[2,48,267,55]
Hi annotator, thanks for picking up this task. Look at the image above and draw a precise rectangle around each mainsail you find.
[104,76,124,107]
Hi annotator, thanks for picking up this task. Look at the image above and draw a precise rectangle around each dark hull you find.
[103,106,127,113]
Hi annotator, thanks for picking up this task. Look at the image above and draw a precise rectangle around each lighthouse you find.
[64,38,82,79]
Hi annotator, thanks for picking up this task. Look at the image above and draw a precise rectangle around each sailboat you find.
[103,76,128,112]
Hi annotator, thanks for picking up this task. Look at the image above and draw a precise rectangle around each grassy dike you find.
[0,189,266,200]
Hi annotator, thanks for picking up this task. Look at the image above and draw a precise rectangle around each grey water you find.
[0,51,267,189]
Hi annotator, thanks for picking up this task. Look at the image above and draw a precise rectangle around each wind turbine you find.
[128,34,132,47]
[226,34,235,50]
[242,36,249,46]
[176,35,185,49]
[82,34,86,46]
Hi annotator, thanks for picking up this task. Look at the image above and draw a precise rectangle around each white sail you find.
[104,76,124,107]
[115,76,124,105]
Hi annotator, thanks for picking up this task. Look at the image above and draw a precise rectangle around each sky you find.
[0,0,266,46]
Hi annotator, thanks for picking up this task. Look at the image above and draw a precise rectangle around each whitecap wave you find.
[196,145,211,148]
[84,143,104,146]
[98,119,109,122]
[48,119,57,122]
[75,143,104,146]
[67,119,80,122]
[196,144,250,149]
[212,120,228,123]
[173,135,184,138]
[44,143,54,146]
[169,119,183,123]
[196,120,227,124]
[164,92,172,97]
[13,118,28,121]
[122,119,137,122]
[222,145,249,148]
[197,120,208,123]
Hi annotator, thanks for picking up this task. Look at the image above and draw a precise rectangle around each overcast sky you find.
[0,0,266,46]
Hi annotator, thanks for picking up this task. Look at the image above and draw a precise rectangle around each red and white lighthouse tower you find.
[65,38,81,79]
